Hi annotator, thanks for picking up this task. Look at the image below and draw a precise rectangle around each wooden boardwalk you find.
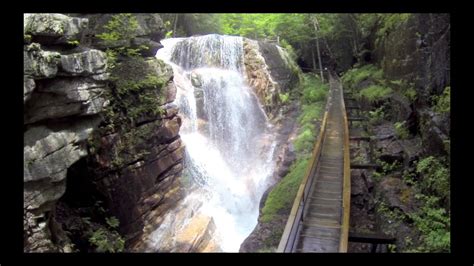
[278,74,350,252]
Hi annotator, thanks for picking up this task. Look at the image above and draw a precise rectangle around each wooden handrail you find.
[277,85,332,252]
[277,73,350,253]
[339,77,351,252]
[277,111,328,252]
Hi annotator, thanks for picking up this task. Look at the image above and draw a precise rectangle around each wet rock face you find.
[257,41,298,92]
[377,177,418,214]
[24,13,184,253]
[377,14,450,103]
[419,109,449,156]
[243,38,299,118]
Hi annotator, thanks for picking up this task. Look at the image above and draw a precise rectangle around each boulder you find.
[59,49,107,76]
[24,43,61,79]
[191,71,203,87]
[134,13,164,40]
[131,37,163,57]
[145,57,173,81]
[24,13,88,44]
[419,109,449,155]
[377,177,418,214]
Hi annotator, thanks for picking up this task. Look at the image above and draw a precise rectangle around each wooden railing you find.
[277,79,334,252]
[277,74,350,253]
[277,111,328,252]
[339,78,351,252]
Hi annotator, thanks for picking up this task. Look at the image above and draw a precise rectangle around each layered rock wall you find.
[24,13,184,252]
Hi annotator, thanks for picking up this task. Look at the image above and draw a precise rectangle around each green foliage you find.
[97,13,148,70]
[261,158,309,222]
[96,13,138,43]
[292,73,328,154]
[299,74,328,104]
[162,14,222,37]
[67,40,80,46]
[24,34,32,43]
[443,139,450,156]
[260,72,327,226]
[433,86,450,113]
[89,228,125,253]
[342,64,382,90]
[394,121,409,139]
[358,85,392,102]
[294,125,315,154]
[416,156,450,201]
[376,200,406,228]
[278,92,290,104]
[409,194,450,252]
[376,14,412,39]
[294,105,323,154]
[368,106,386,125]
[409,155,450,252]
[403,87,417,102]
[105,216,120,229]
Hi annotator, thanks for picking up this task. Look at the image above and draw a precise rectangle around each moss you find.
[261,157,309,222]
[261,74,328,223]
[24,34,32,44]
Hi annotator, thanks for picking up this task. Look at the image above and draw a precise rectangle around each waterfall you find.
[150,34,277,252]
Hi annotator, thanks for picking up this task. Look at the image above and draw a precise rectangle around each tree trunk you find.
[173,14,179,37]
[311,15,324,83]
[311,47,317,72]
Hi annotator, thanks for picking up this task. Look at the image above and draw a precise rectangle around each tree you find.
[311,15,324,82]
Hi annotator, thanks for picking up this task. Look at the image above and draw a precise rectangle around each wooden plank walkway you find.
[278,73,350,252]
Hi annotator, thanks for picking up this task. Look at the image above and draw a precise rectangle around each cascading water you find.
[150,34,277,252]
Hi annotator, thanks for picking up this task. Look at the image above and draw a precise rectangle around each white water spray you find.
[150,34,277,252]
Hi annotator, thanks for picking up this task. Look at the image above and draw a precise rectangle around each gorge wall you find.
[23,13,184,252]
[24,13,299,253]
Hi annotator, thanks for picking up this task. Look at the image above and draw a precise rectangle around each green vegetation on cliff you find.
[92,14,169,170]
[342,60,450,252]
[260,73,328,248]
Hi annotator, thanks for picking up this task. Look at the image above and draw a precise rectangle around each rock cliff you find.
[23,13,184,252]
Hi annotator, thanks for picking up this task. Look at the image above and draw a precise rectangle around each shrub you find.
[394,121,409,139]
[433,86,450,113]
[96,13,138,44]
[403,87,417,102]
[89,228,125,253]
[105,216,120,229]
[342,64,381,89]
[358,85,392,102]
[409,194,450,252]
[416,156,450,201]
[368,106,385,125]
[300,74,328,104]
